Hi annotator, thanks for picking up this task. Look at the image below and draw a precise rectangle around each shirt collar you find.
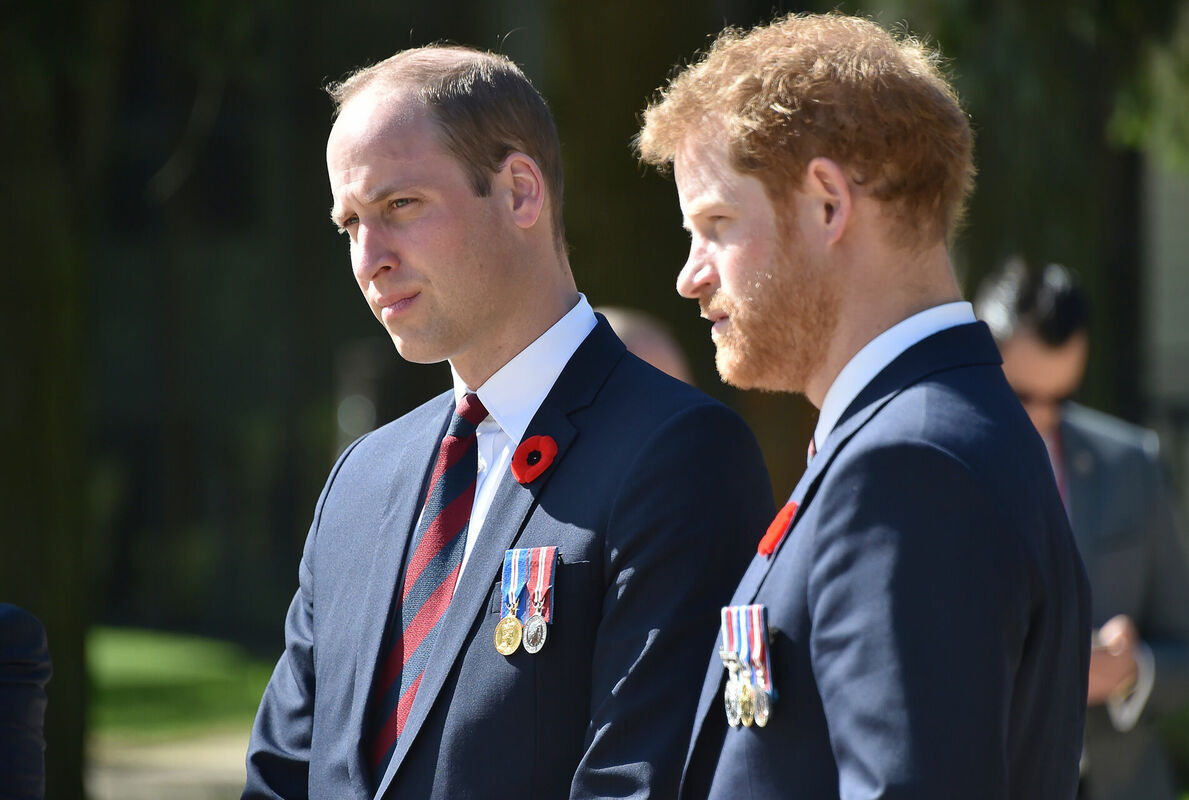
[814,301,976,447]
[451,293,597,444]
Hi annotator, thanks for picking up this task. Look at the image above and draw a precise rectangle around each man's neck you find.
[452,281,580,390]
[805,241,960,407]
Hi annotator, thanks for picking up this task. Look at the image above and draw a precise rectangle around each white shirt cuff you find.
[1106,641,1155,732]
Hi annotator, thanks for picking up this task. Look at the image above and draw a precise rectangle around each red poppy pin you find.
[512,435,558,484]
[757,501,798,556]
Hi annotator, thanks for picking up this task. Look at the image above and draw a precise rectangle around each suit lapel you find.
[681,321,1002,791]
[345,394,453,795]
[376,319,626,797]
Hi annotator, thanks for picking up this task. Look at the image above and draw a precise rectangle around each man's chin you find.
[715,346,796,393]
[391,337,448,366]
[716,349,768,391]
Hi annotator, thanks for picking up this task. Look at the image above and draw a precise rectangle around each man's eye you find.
[392,198,415,209]
[336,216,358,235]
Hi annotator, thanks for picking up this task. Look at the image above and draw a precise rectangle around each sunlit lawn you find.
[88,627,273,740]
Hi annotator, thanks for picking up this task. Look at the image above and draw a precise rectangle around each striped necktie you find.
[367,393,488,784]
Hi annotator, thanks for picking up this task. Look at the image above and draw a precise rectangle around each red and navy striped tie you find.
[366,393,488,784]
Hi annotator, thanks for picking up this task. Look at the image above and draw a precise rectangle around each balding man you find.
[243,45,773,799]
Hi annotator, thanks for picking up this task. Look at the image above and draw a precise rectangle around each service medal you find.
[753,683,771,727]
[721,654,743,728]
[519,546,557,654]
[523,612,548,654]
[736,607,756,728]
[494,612,522,655]
[747,604,776,726]
[738,675,755,728]
[495,548,530,656]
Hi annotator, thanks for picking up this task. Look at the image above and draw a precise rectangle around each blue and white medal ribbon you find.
[494,548,529,656]
[735,606,756,727]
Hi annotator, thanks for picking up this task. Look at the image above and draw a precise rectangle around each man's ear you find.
[500,152,546,230]
[801,157,851,245]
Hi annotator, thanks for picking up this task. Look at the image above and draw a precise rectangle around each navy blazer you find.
[681,322,1091,800]
[0,603,51,800]
[244,318,776,799]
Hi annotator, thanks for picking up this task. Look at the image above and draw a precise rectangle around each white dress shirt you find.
[447,294,597,594]
[814,302,977,448]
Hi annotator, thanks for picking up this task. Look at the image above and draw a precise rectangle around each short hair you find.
[328,45,566,250]
[973,258,1089,346]
[637,13,975,247]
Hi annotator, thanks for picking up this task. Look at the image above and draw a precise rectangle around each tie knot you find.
[455,393,488,426]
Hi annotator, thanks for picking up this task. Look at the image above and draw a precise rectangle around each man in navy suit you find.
[243,45,774,799]
[638,13,1091,799]
[0,603,51,800]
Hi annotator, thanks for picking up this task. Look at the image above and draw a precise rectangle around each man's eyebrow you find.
[328,183,411,225]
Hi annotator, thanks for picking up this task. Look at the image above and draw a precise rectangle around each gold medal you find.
[494,612,522,656]
[738,677,755,728]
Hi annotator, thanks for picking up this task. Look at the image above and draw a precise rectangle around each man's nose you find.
[353,223,397,284]
[677,243,717,299]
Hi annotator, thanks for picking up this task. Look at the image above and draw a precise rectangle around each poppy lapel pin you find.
[757,501,798,556]
[512,435,558,484]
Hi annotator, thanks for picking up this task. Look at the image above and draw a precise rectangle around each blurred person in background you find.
[639,12,1091,799]
[243,43,774,799]
[976,258,1189,800]
[0,603,51,800]
[596,305,693,384]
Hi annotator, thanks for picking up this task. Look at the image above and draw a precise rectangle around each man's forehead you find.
[329,85,424,150]
[675,134,763,211]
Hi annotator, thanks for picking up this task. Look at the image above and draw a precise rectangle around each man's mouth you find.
[378,290,420,322]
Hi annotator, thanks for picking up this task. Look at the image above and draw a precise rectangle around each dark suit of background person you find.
[976,260,1189,800]
[637,13,1091,799]
[0,603,51,800]
[1064,404,1189,800]
[243,45,775,799]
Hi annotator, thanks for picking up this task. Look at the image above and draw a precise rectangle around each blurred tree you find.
[0,2,129,796]
[1110,3,1189,170]
[889,0,1188,420]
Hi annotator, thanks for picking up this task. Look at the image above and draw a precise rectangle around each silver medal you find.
[720,649,742,728]
[523,612,548,653]
[723,676,742,728]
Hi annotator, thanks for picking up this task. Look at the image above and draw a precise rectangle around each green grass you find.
[88,626,274,740]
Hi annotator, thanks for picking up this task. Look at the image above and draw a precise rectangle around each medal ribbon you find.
[735,606,751,687]
[501,548,530,621]
[525,546,557,623]
[750,605,769,692]
[720,607,735,657]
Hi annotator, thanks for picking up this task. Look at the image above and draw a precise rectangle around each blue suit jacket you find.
[680,322,1091,800]
[0,603,51,800]
[244,318,776,799]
